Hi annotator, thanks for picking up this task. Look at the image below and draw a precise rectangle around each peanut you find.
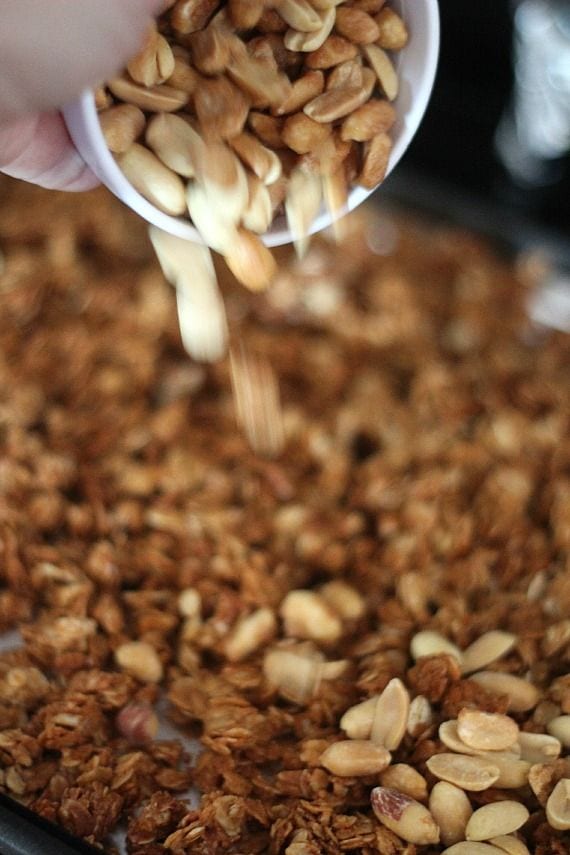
[116,144,187,216]
[228,0,265,29]
[108,77,189,112]
[282,113,332,154]
[284,7,336,52]
[320,740,391,776]
[99,105,146,154]
[273,71,326,116]
[276,0,323,33]
[363,43,399,100]
[304,68,375,122]
[171,0,221,34]
[224,228,277,291]
[306,35,359,69]
[375,7,409,50]
[146,113,203,177]
[371,788,440,846]
[114,640,163,683]
[341,98,395,141]
[335,7,380,44]
[194,75,250,140]
[127,26,175,87]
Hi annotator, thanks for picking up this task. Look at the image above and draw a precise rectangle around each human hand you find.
[0,0,164,191]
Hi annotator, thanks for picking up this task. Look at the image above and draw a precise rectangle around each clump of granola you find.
[0,175,569,853]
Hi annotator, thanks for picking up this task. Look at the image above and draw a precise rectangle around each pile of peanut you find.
[96,0,407,290]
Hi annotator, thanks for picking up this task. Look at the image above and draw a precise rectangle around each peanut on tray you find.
[96,0,407,288]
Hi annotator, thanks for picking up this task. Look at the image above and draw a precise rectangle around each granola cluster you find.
[0,175,569,854]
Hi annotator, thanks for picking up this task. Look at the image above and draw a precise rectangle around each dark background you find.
[385,0,570,245]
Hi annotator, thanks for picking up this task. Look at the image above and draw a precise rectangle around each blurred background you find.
[384,0,570,266]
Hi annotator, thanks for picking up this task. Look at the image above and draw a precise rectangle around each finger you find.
[0,112,99,192]
[0,0,165,121]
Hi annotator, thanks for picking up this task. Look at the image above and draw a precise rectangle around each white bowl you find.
[63,0,439,248]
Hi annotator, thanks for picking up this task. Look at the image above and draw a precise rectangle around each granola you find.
[0,175,569,853]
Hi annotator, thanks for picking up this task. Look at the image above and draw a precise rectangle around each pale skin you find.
[0,0,164,191]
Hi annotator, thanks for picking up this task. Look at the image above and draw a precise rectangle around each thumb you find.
[0,0,165,121]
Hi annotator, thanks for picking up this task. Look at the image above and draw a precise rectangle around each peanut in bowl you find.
[63,0,439,250]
